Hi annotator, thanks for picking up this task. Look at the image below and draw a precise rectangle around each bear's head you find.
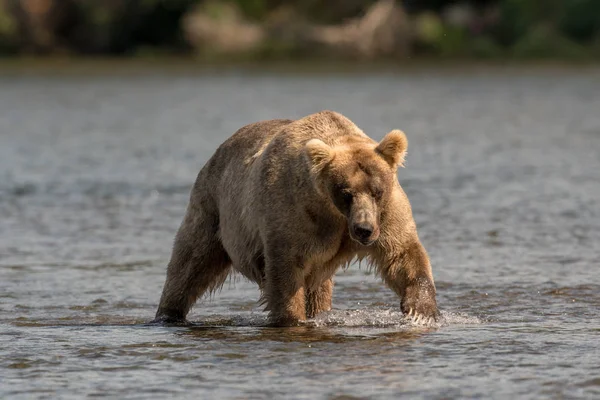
[304,130,408,246]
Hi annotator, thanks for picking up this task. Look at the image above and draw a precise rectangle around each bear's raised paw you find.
[401,276,439,325]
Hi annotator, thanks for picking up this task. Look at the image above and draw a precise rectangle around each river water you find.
[1,66,599,399]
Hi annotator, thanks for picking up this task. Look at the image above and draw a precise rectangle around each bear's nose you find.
[353,223,374,241]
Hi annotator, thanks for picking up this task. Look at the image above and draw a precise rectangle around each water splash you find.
[189,308,483,329]
[310,308,482,328]
[438,310,484,325]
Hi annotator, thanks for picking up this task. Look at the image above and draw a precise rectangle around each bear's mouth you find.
[358,239,376,246]
[349,230,380,246]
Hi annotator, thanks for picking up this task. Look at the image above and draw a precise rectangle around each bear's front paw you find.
[149,314,191,326]
[401,276,439,325]
[268,313,305,327]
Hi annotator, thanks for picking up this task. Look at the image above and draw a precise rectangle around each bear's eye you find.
[342,191,353,205]
[372,188,383,200]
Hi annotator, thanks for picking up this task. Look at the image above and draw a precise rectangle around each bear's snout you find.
[351,222,379,245]
[354,222,373,240]
[348,195,380,245]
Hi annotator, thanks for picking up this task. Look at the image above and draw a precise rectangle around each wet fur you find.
[153,110,438,326]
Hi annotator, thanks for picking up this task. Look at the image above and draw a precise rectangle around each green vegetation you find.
[0,0,598,60]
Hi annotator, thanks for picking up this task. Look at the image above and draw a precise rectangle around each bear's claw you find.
[401,276,439,325]
[404,312,437,326]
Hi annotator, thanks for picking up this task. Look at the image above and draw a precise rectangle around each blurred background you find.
[0,0,599,61]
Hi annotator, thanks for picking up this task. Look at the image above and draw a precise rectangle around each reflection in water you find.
[1,68,600,399]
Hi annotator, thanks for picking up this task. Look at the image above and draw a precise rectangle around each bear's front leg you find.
[264,249,307,327]
[306,278,333,319]
[376,240,439,323]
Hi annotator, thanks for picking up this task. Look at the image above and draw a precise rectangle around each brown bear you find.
[153,110,438,326]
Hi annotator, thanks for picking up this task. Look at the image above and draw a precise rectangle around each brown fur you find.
[153,110,438,326]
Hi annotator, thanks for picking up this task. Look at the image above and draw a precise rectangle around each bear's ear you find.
[375,129,408,168]
[305,139,334,171]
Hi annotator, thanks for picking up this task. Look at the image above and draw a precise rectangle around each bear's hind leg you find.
[153,210,231,325]
[306,278,333,319]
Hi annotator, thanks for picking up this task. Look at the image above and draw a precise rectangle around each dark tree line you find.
[0,0,599,59]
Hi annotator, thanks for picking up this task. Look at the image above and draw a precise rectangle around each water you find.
[1,66,599,399]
